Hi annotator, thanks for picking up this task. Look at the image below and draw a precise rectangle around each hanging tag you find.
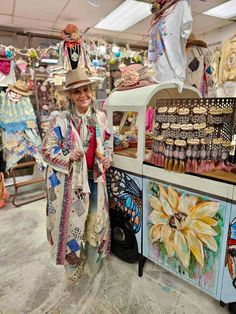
[54,76,63,85]
[26,120,36,128]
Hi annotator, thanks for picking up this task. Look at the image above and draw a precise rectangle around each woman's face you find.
[70,85,93,113]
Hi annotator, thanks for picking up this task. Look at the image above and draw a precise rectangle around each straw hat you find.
[187,33,208,48]
[8,80,31,96]
[62,68,97,92]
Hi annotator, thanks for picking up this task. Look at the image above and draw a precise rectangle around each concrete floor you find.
[0,199,229,314]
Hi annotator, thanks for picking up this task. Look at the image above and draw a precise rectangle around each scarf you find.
[70,103,98,154]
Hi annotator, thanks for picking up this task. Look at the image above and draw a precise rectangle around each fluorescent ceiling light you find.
[95,0,151,31]
[203,0,236,19]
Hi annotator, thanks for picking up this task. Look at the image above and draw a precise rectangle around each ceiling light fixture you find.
[94,0,151,32]
[88,0,101,7]
[41,58,58,64]
[203,0,236,19]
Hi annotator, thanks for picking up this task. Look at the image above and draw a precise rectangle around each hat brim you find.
[60,79,99,94]
[187,39,208,48]
[8,84,32,96]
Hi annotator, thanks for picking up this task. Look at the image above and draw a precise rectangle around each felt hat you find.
[8,80,31,96]
[61,68,98,92]
[187,33,208,48]
[60,24,81,42]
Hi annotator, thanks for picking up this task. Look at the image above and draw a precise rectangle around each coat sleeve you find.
[41,115,72,175]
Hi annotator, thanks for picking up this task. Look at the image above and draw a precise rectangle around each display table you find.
[105,83,236,308]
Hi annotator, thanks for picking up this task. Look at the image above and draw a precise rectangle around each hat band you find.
[66,79,91,88]
[12,86,28,93]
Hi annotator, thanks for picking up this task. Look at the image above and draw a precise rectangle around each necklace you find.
[70,45,79,62]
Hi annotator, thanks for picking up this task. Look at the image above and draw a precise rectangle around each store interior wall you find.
[201,23,236,48]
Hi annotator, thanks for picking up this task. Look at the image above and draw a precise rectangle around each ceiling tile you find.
[52,22,88,34]
[12,17,54,33]
[0,0,14,15]
[0,15,12,25]
[59,0,123,29]
[15,0,68,20]
[126,15,152,35]
[87,28,148,47]
[191,0,227,14]
[192,13,232,35]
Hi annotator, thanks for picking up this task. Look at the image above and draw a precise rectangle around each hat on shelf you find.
[8,80,32,96]
[187,33,208,48]
[61,67,98,92]
[114,64,157,91]
[60,24,81,42]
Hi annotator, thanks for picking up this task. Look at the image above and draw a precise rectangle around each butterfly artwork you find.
[106,168,142,233]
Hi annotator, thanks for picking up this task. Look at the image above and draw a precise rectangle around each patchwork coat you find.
[42,109,112,266]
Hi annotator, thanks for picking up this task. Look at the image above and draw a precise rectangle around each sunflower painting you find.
[147,181,225,287]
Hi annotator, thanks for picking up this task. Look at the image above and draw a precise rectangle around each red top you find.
[78,125,97,170]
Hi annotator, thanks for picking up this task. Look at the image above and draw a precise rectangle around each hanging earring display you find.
[149,98,235,174]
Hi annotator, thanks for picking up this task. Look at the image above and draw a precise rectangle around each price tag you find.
[27,120,36,128]
[54,76,63,86]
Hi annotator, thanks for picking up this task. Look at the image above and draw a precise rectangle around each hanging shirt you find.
[0,91,37,133]
[0,60,16,87]
[148,0,192,92]
[219,39,236,85]
[185,45,216,97]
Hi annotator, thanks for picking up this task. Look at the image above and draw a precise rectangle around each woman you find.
[42,68,112,281]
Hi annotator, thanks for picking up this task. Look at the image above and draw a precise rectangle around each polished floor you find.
[0,199,229,314]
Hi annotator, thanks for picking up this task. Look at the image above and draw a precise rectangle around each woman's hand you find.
[100,157,111,171]
[69,148,84,162]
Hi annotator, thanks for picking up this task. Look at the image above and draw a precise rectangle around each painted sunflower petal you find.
[189,201,220,219]
[149,211,169,225]
[196,232,218,252]
[149,196,163,212]
[178,194,189,214]
[164,237,175,258]
[159,184,168,200]
[185,230,204,266]
[160,195,173,216]
[174,230,190,269]
[167,186,179,211]
[199,217,218,226]
[160,225,172,242]
[190,219,217,236]
[187,196,198,209]
[150,225,162,243]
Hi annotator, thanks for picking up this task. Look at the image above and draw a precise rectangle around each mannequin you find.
[59,24,91,71]
[0,80,44,171]
[148,0,192,91]
[185,33,216,97]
